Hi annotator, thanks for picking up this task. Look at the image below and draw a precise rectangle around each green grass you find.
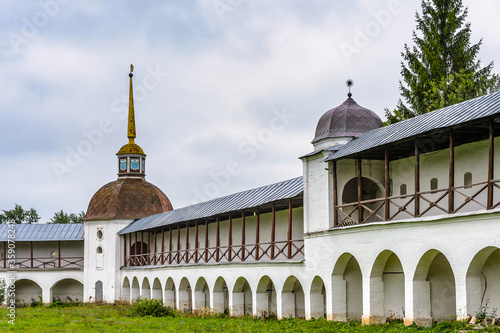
[0,304,498,332]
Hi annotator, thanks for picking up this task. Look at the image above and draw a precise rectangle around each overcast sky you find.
[1,0,500,222]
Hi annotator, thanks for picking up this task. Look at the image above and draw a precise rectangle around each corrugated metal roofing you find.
[326,91,500,161]
[0,223,84,241]
[119,176,303,234]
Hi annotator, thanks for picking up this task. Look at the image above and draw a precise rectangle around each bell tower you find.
[116,64,146,178]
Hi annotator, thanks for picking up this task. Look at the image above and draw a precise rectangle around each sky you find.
[1,0,500,222]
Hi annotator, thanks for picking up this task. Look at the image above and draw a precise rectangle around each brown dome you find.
[312,96,382,143]
[84,178,173,221]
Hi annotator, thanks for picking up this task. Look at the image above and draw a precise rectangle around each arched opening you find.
[131,277,140,302]
[152,278,162,300]
[232,277,252,316]
[122,277,131,301]
[282,276,305,318]
[213,277,229,314]
[400,184,407,196]
[130,241,149,266]
[164,278,176,308]
[95,280,103,303]
[96,246,103,269]
[13,279,42,305]
[310,276,326,319]
[332,253,363,321]
[341,177,383,225]
[141,278,151,300]
[464,172,472,188]
[466,247,500,317]
[194,277,210,311]
[256,276,277,317]
[51,278,83,303]
[179,277,192,312]
[413,250,456,325]
[430,178,438,190]
[370,251,405,323]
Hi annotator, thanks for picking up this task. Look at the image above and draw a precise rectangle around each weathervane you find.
[346,79,353,98]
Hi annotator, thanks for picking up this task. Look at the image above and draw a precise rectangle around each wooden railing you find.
[125,240,305,267]
[334,179,500,227]
[1,257,84,269]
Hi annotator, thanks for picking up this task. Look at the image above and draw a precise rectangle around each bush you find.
[0,278,5,304]
[48,297,82,308]
[128,298,175,317]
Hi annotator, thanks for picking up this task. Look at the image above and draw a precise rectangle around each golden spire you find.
[127,64,136,142]
[117,64,145,155]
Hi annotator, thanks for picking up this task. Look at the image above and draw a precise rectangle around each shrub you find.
[48,297,82,308]
[128,298,175,317]
[0,278,5,304]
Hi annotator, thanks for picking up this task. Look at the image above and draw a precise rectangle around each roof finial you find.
[127,64,136,143]
[346,79,353,98]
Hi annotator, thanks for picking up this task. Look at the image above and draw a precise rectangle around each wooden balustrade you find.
[125,239,305,267]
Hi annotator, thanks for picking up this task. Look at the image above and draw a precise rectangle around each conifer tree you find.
[385,0,499,124]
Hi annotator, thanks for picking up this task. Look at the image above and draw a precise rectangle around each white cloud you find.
[1,0,499,221]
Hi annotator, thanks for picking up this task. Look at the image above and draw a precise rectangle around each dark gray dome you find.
[312,96,383,143]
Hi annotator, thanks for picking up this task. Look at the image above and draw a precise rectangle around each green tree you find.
[48,210,84,224]
[385,0,499,124]
[0,204,40,224]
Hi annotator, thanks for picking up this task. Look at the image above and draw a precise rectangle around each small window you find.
[96,246,103,254]
[400,184,407,196]
[430,178,438,190]
[97,229,103,240]
[464,172,472,189]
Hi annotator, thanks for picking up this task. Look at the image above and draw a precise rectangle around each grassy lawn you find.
[0,304,498,332]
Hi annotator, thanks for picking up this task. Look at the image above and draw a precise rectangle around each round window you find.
[97,229,103,240]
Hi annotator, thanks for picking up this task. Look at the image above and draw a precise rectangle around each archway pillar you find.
[175,288,180,310]
[455,273,468,320]
[404,278,432,327]
[43,286,51,304]
[304,290,311,320]
[276,288,283,319]
[331,275,346,321]
[227,290,233,315]
[362,276,385,324]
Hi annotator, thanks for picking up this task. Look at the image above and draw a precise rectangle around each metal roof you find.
[325,91,500,161]
[0,223,84,241]
[119,176,303,234]
[313,96,383,143]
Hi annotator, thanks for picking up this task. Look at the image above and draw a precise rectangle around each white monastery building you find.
[1,66,500,326]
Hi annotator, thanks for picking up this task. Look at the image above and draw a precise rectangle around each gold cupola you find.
[117,64,146,178]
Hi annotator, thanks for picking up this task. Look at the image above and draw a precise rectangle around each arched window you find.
[95,281,103,302]
[96,246,103,254]
[130,242,149,266]
[400,184,407,196]
[464,172,472,188]
[430,178,438,190]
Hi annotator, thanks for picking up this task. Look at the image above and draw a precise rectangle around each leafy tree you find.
[0,204,40,224]
[48,210,85,224]
[385,0,499,124]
